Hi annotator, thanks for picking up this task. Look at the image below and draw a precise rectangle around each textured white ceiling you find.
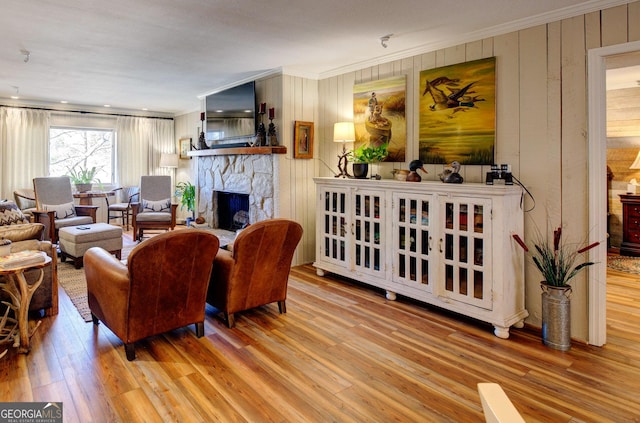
[0,0,633,115]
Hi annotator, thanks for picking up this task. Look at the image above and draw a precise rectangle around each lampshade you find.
[159,153,179,168]
[630,151,640,169]
[333,122,355,143]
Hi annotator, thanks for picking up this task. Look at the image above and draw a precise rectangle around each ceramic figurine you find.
[407,160,427,182]
[442,161,463,184]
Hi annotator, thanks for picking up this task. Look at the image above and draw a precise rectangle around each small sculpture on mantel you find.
[267,107,278,146]
[439,161,464,184]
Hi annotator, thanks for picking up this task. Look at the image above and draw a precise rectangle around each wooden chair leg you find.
[125,343,136,361]
[91,313,100,325]
[195,322,204,337]
[278,300,286,314]
[225,312,235,328]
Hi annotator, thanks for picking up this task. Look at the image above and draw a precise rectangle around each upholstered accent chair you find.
[32,176,97,244]
[131,176,177,241]
[107,186,139,230]
[207,218,303,328]
[0,201,58,316]
[13,189,37,221]
[84,229,220,361]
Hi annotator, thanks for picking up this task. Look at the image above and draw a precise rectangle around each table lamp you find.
[159,153,179,168]
[333,122,355,178]
[628,151,640,194]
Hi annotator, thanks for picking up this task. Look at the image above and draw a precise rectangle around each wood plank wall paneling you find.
[175,1,640,341]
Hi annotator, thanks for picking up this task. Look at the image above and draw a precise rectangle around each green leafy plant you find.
[512,226,599,287]
[175,181,196,214]
[67,166,98,184]
[348,143,388,164]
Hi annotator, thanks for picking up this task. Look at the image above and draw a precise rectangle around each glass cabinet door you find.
[353,190,384,275]
[440,197,492,309]
[392,193,433,292]
[319,187,350,267]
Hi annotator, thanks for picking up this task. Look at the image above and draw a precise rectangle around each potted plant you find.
[512,226,599,350]
[175,181,196,226]
[68,166,98,192]
[348,143,388,179]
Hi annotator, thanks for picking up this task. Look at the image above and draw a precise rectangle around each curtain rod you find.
[0,104,174,120]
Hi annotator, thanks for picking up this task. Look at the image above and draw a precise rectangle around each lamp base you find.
[335,149,351,178]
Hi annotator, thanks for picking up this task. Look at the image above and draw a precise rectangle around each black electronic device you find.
[486,164,513,185]
[204,81,257,145]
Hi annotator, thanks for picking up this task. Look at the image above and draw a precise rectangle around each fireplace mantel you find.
[188,146,286,157]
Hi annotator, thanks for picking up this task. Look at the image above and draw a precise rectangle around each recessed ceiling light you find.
[10,95,19,99]
[104,104,111,108]
[60,100,68,104]
[141,108,148,111]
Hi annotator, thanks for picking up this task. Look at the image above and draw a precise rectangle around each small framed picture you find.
[294,121,314,159]
[179,137,191,159]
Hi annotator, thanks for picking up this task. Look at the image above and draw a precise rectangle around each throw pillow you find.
[0,201,30,225]
[142,198,171,212]
[42,202,76,219]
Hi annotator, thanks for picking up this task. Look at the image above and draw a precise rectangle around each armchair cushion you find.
[0,201,30,225]
[42,201,76,219]
[0,223,44,242]
[142,198,171,212]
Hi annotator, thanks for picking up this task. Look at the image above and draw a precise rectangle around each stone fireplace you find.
[196,151,279,228]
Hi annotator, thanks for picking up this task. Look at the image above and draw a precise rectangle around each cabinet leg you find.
[493,325,510,339]
[512,320,525,329]
[316,268,326,277]
[385,291,397,301]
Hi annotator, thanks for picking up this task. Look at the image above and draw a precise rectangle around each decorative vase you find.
[352,163,369,179]
[75,183,92,193]
[541,283,572,351]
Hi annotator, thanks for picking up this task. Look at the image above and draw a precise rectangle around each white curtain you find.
[115,116,175,187]
[0,107,50,200]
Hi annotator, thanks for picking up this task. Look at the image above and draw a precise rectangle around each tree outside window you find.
[49,127,114,184]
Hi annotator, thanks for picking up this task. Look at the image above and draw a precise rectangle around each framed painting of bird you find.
[419,57,496,165]
[353,75,406,162]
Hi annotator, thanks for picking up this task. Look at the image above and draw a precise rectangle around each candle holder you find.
[198,113,208,150]
[268,118,278,146]
[256,110,267,146]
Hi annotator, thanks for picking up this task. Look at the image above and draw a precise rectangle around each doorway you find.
[588,40,640,346]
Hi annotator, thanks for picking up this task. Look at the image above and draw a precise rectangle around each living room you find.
[2,1,640,421]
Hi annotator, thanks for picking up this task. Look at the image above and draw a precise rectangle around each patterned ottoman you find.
[59,223,123,269]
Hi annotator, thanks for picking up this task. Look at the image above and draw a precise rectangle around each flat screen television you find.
[205,81,257,146]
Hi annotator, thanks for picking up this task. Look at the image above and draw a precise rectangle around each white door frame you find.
[587,40,640,346]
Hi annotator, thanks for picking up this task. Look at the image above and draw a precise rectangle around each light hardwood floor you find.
[1,239,639,422]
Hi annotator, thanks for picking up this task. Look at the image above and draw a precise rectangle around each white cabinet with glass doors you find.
[313,178,528,338]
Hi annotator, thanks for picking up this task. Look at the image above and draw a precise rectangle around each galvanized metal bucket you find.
[541,283,572,351]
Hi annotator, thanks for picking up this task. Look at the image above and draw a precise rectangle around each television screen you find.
[205,81,256,145]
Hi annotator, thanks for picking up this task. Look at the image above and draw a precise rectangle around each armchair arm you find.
[31,210,56,242]
[75,205,98,223]
[84,247,130,337]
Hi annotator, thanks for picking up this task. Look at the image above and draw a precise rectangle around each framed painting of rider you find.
[419,57,496,165]
[353,75,406,162]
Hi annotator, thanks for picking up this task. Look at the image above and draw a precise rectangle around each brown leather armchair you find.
[207,218,303,328]
[84,229,219,360]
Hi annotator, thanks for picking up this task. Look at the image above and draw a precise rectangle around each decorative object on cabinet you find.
[419,57,496,165]
[512,226,599,351]
[293,121,314,159]
[333,122,355,178]
[348,143,388,179]
[618,194,640,256]
[256,104,267,146]
[392,169,410,181]
[179,137,191,159]
[407,159,426,182]
[439,161,464,183]
[313,177,528,338]
[353,75,406,162]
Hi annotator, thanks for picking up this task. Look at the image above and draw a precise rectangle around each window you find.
[49,127,114,183]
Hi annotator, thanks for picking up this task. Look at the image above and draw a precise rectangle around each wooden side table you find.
[0,254,52,354]
[619,194,640,256]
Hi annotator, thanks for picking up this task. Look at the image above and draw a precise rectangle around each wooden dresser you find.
[619,194,640,256]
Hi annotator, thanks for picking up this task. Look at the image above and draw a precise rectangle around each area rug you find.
[607,256,640,274]
[58,262,92,322]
